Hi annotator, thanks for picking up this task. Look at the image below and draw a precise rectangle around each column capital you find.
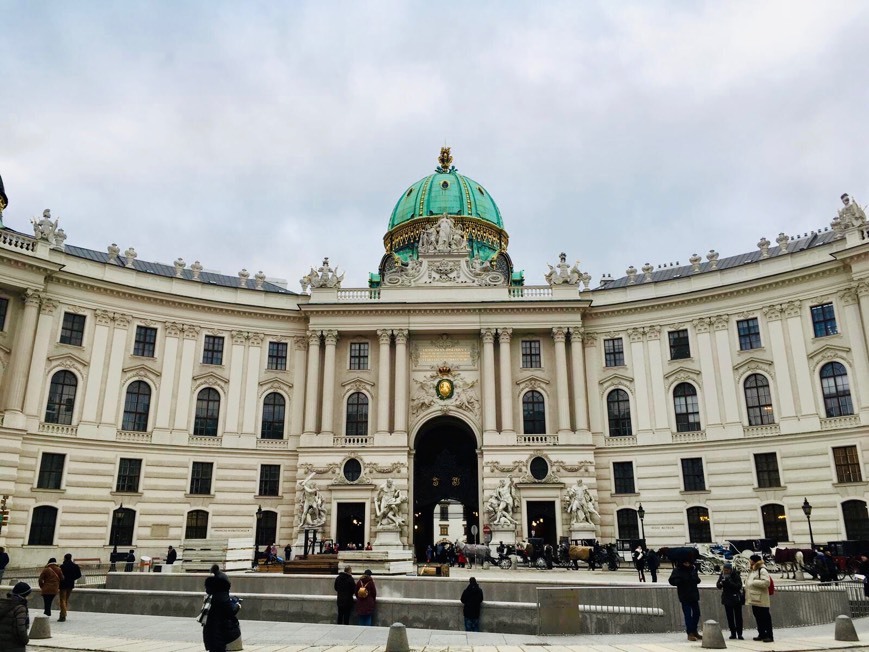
[498,327,512,343]
[231,330,249,345]
[840,287,860,306]
[856,279,869,297]
[393,328,409,344]
[783,300,801,319]
[645,325,661,340]
[377,329,392,344]
[307,330,321,346]
[23,289,42,308]
[323,330,339,346]
[182,324,200,339]
[165,321,182,337]
[627,327,644,343]
[293,335,308,351]
[39,298,59,315]
[249,332,264,346]
[762,304,784,321]
[567,326,583,341]
[712,315,729,331]
[551,326,567,343]
[692,317,712,334]
[113,313,132,329]
[481,328,496,344]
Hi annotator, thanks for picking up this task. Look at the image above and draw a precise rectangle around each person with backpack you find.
[58,553,82,622]
[0,582,31,652]
[354,569,377,626]
[200,564,241,652]
[716,561,744,639]
[745,554,774,643]
[460,577,484,632]
[334,565,355,625]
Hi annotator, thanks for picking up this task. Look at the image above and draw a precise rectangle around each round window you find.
[440,180,450,189]
[529,457,549,481]
[343,458,362,483]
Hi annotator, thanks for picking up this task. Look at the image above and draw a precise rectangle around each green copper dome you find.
[387,148,503,230]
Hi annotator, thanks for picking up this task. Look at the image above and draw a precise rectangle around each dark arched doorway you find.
[413,416,479,560]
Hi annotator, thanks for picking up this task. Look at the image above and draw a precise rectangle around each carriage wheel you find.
[499,557,513,570]
[535,557,547,570]
[699,560,715,575]
[734,557,750,572]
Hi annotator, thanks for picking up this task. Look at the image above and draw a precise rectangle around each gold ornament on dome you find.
[438,146,453,172]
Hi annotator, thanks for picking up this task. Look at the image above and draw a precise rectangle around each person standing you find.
[354,569,377,626]
[124,550,135,572]
[334,566,355,625]
[38,557,63,617]
[0,547,9,585]
[632,546,646,582]
[284,544,292,562]
[857,553,869,598]
[669,559,702,641]
[746,554,773,643]
[166,546,177,565]
[58,553,82,622]
[460,577,484,632]
[716,561,744,639]
[201,564,241,652]
[646,548,660,583]
[0,582,32,652]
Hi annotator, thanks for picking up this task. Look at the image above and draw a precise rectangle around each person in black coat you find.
[166,546,177,565]
[646,548,660,583]
[669,559,702,641]
[716,562,744,639]
[858,553,869,598]
[460,577,484,632]
[202,565,240,652]
[334,566,356,625]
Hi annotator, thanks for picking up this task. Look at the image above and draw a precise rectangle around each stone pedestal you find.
[338,549,414,575]
[295,526,324,553]
[489,525,518,547]
[569,523,597,542]
[373,524,404,551]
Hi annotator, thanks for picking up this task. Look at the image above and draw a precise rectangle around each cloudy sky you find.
[2,1,868,289]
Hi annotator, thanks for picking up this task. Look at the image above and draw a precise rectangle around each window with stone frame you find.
[753,453,781,488]
[686,506,712,543]
[185,510,209,539]
[45,370,77,425]
[820,362,854,417]
[613,461,636,494]
[521,340,542,368]
[810,303,838,337]
[616,508,640,540]
[202,335,224,365]
[349,342,369,370]
[122,381,151,432]
[133,325,157,357]
[115,458,142,493]
[761,503,789,542]
[673,383,701,432]
[37,452,66,489]
[606,389,632,436]
[604,337,625,367]
[522,390,546,434]
[668,329,690,360]
[744,374,775,425]
[194,388,220,436]
[737,318,762,350]
[109,506,136,546]
[345,392,369,436]
[28,506,58,545]
[189,462,214,495]
[832,445,862,483]
[258,464,281,496]
[59,312,86,346]
[681,457,706,491]
[267,341,288,370]
[260,392,285,439]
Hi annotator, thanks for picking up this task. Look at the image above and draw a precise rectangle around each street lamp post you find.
[637,503,646,543]
[802,498,815,550]
[110,503,124,571]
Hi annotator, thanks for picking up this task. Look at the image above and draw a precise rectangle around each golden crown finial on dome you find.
[437,146,453,173]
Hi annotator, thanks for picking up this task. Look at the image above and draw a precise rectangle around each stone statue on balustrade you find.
[299,257,344,292]
[545,252,582,286]
[837,193,867,229]
[374,478,407,528]
[31,209,60,246]
[419,214,467,255]
[566,478,600,526]
[486,477,518,526]
[297,473,327,527]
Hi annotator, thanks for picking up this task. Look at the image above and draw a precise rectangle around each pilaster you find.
[497,328,514,435]
[393,329,409,435]
[481,328,496,435]
[99,313,131,426]
[320,329,339,436]
[23,298,58,419]
[376,329,392,434]
[2,291,41,423]
[568,327,589,432]
[303,330,321,434]
[551,327,571,434]
[290,336,307,436]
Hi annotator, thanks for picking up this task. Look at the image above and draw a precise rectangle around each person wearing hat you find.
[0,582,32,652]
[38,557,64,617]
[716,561,744,639]
[745,554,773,642]
[354,569,377,626]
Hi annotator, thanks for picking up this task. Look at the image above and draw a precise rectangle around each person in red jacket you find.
[37,558,64,617]
[354,569,377,626]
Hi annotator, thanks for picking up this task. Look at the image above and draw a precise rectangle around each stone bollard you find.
[29,615,52,639]
[386,622,410,652]
[701,619,726,649]
[227,635,244,650]
[834,615,859,642]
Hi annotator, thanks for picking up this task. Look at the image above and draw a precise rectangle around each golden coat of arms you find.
[435,378,454,400]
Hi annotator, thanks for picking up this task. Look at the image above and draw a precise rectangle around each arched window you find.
[761,503,788,542]
[616,508,640,540]
[686,506,711,543]
[261,392,286,440]
[842,500,869,541]
[255,509,278,546]
[45,370,77,425]
[122,381,151,432]
[194,388,220,436]
[185,510,209,539]
[109,506,136,546]
[607,389,632,436]
[673,383,701,432]
[522,390,546,434]
[28,506,58,545]
[744,374,775,426]
[820,362,854,417]
[346,392,369,436]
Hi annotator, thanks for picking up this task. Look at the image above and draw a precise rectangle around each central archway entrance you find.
[413,416,479,560]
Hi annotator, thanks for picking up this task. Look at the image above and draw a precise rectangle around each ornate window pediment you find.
[192,371,229,394]
[258,377,293,399]
[515,374,550,392]
[808,343,852,372]
[664,366,702,390]
[341,376,375,394]
[46,352,89,377]
[599,372,634,397]
[732,356,775,381]
[121,363,160,387]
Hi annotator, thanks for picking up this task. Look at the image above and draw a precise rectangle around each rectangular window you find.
[116,458,143,493]
[681,457,706,492]
[521,340,542,368]
[59,312,86,346]
[190,462,214,495]
[811,303,838,337]
[133,326,157,357]
[440,504,449,520]
[0,296,8,330]
[202,335,224,365]
[349,342,369,370]
[754,453,781,488]
[613,461,636,494]
[604,338,625,367]
[267,341,288,370]
[258,464,281,496]
[668,329,690,360]
[37,453,66,489]
[737,318,762,351]
[833,445,863,483]
[439,524,449,536]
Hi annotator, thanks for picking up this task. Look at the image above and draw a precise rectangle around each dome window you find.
[440,180,450,189]
[477,186,485,195]
[406,188,413,197]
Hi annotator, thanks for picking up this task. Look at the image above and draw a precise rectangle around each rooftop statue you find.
[418,214,467,255]
[299,257,344,292]
[545,252,582,286]
[31,209,60,246]
[838,193,867,228]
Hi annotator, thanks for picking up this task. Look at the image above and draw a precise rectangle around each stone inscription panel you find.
[411,335,479,369]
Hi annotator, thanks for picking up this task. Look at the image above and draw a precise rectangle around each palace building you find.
[0,150,867,566]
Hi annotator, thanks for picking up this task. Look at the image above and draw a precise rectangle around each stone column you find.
[290,337,307,436]
[481,328,497,434]
[155,323,181,430]
[225,331,247,434]
[393,329,409,435]
[303,330,321,434]
[99,314,131,425]
[320,330,339,435]
[762,305,797,420]
[645,326,668,432]
[242,333,263,435]
[783,301,816,417]
[712,317,740,424]
[569,327,589,432]
[693,318,722,427]
[2,290,41,418]
[376,329,392,434]
[584,335,603,434]
[628,328,652,433]
[23,298,59,418]
[172,325,200,431]
[498,328,514,434]
[841,288,869,410]
[552,327,571,434]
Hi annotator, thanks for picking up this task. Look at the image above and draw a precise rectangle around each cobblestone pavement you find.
[23,610,869,652]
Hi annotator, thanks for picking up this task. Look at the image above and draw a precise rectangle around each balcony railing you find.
[256,438,289,449]
[334,435,371,447]
[604,435,637,447]
[671,430,707,443]
[188,435,222,447]
[116,430,153,443]
[516,433,558,445]
[0,231,37,253]
[38,422,78,437]
[819,414,861,431]
[743,424,780,438]
[509,286,552,299]
[337,289,380,301]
